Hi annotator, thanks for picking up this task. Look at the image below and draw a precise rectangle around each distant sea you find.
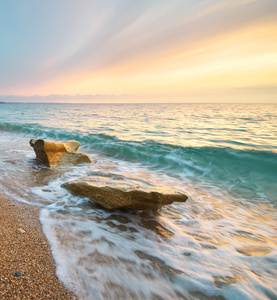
[0,102,277,299]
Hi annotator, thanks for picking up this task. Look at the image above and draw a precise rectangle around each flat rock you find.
[30,139,91,167]
[62,176,188,210]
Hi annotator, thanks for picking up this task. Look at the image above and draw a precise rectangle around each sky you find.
[0,0,277,103]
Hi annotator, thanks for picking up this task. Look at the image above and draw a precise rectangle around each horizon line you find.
[1,101,276,105]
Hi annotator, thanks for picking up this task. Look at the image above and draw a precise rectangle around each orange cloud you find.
[47,18,276,102]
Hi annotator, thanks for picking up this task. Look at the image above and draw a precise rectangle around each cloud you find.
[0,94,130,103]
[52,0,277,75]
[0,0,277,101]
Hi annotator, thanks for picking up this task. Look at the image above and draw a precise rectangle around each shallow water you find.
[0,103,277,299]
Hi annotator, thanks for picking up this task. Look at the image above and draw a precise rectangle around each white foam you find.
[1,130,277,299]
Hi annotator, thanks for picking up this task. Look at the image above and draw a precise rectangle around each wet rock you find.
[30,139,91,167]
[62,176,188,210]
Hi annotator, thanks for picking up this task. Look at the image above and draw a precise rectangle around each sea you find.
[0,102,276,300]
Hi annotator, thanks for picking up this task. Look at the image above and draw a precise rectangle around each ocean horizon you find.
[0,102,277,299]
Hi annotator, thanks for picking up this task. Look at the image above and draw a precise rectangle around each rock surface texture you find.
[62,176,188,210]
[30,139,91,167]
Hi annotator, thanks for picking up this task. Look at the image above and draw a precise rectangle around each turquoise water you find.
[0,103,277,299]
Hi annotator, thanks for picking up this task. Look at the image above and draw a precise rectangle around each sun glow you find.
[1,1,277,102]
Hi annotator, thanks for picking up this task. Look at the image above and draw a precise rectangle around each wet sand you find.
[0,191,77,299]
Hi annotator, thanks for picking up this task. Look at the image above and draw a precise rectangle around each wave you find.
[1,121,276,203]
[91,138,277,202]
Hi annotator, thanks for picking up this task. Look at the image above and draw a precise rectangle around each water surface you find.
[0,103,276,299]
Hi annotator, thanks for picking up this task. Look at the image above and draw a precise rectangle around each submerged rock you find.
[30,139,91,167]
[62,176,188,210]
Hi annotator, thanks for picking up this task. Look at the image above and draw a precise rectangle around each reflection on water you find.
[213,274,247,288]
[236,246,273,256]
[1,103,277,152]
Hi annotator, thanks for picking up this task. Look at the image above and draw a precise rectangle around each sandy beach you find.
[0,191,77,299]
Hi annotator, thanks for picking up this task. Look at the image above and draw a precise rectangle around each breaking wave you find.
[1,121,276,203]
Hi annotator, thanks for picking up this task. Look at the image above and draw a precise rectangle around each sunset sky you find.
[0,0,277,103]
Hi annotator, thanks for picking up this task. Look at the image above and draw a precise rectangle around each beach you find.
[0,103,276,299]
[0,191,76,299]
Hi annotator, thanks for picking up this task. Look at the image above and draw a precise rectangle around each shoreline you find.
[0,191,77,299]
